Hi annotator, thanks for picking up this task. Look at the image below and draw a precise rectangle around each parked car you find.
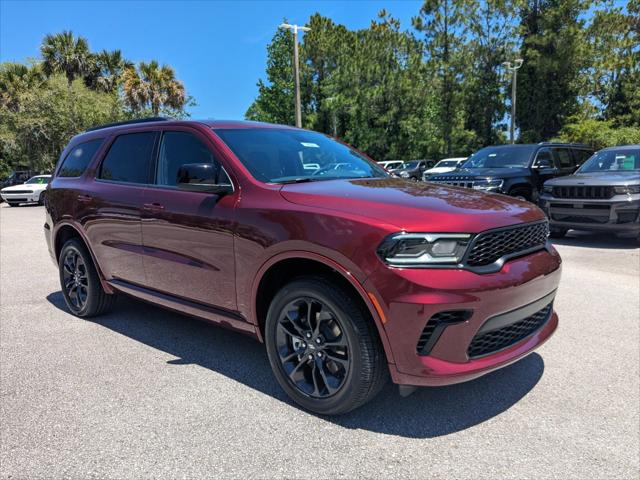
[377,160,405,173]
[539,145,640,238]
[45,118,561,415]
[1,174,51,206]
[422,157,467,180]
[395,159,433,181]
[428,143,594,201]
[0,169,40,202]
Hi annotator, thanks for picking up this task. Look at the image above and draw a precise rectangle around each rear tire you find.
[58,238,115,317]
[265,277,388,415]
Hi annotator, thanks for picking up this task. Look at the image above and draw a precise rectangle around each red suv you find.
[45,118,561,414]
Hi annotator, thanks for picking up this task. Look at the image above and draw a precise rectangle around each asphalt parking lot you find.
[1,204,638,479]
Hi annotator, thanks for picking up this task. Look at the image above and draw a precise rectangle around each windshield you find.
[403,161,420,169]
[213,128,387,183]
[434,160,458,168]
[462,146,535,169]
[577,149,640,173]
[25,176,50,184]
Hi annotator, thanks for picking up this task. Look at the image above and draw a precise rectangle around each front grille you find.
[465,221,549,267]
[430,178,474,188]
[551,214,609,224]
[3,190,32,194]
[468,303,552,358]
[417,310,471,355]
[552,186,613,199]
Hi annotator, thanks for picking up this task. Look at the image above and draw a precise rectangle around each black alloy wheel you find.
[275,297,350,398]
[61,249,89,310]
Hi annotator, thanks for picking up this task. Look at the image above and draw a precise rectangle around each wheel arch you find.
[53,221,114,294]
[251,252,395,364]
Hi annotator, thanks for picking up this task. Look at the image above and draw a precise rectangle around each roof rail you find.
[537,141,591,147]
[85,117,168,132]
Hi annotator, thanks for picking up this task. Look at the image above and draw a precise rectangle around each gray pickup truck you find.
[539,145,640,238]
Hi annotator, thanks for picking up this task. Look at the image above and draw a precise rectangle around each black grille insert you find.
[468,303,552,358]
[465,221,549,267]
[552,186,613,199]
[417,310,471,355]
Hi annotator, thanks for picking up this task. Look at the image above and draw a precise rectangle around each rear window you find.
[98,132,156,184]
[58,139,104,177]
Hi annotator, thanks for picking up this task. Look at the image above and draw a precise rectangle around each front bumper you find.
[365,247,562,387]
[539,194,640,233]
[1,192,40,203]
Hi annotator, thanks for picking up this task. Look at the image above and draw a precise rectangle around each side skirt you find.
[108,279,258,339]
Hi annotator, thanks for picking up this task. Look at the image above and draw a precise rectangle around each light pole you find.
[279,23,310,128]
[502,58,524,144]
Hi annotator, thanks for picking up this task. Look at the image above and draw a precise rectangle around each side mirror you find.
[176,163,233,195]
[534,159,553,169]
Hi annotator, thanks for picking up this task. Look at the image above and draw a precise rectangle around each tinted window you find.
[214,128,386,183]
[463,146,535,168]
[58,139,103,177]
[573,149,593,166]
[99,132,156,183]
[553,148,574,168]
[156,132,229,186]
[534,149,554,167]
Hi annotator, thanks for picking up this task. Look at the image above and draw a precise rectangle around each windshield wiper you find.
[273,177,316,184]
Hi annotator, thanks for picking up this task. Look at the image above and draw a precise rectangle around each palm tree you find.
[0,62,44,111]
[122,60,186,115]
[86,49,132,93]
[40,31,90,85]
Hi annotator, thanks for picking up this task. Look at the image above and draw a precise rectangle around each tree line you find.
[0,31,190,176]
[247,0,640,161]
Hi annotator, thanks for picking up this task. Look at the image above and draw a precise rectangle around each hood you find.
[1,182,47,192]
[425,166,457,175]
[431,167,530,180]
[280,178,544,233]
[545,171,640,186]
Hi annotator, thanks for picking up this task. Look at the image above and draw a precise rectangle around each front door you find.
[531,148,559,192]
[140,128,237,311]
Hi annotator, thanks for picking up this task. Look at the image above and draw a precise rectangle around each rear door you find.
[140,127,237,311]
[79,131,158,285]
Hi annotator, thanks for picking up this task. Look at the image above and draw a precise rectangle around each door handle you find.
[77,194,92,203]
[143,202,165,212]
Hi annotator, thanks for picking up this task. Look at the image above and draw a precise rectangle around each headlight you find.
[472,178,504,191]
[613,185,640,194]
[399,171,410,178]
[542,185,554,195]
[377,233,471,267]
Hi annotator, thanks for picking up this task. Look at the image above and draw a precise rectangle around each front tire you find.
[265,277,387,415]
[58,238,115,317]
[549,227,568,238]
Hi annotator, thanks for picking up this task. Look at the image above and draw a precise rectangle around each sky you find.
[0,0,422,119]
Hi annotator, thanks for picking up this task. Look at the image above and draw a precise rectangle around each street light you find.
[502,58,524,144]
[279,23,310,128]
